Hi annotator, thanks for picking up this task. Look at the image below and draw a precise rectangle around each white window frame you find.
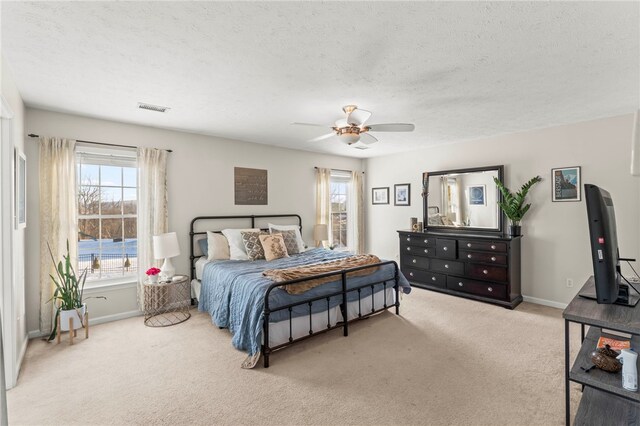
[76,145,137,287]
[329,170,351,251]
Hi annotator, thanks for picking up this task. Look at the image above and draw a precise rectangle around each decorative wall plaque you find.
[234,167,268,205]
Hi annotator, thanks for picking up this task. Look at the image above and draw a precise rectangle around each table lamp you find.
[313,224,328,248]
[153,232,180,280]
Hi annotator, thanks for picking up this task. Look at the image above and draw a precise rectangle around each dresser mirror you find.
[423,165,504,234]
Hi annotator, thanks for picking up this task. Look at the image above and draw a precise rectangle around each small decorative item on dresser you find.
[410,217,418,230]
[146,267,161,284]
[493,176,542,236]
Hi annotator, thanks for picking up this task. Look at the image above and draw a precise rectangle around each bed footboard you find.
[262,260,400,368]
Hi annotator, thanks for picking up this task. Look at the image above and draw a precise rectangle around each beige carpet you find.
[8,289,582,425]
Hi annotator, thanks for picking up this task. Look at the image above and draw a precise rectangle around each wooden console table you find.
[563,277,640,425]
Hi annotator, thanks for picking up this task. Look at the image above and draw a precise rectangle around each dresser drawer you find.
[402,245,435,257]
[459,250,507,266]
[436,238,457,259]
[402,268,446,288]
[466,264,508,282]
[459,240,507,253]
[429,258,464,275]
[401,234,435,248]
[401,255,430,270]
[446,276,507,299]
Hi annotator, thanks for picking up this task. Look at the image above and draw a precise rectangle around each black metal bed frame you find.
[190,214,401,368]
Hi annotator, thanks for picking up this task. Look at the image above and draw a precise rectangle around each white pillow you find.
[221,228,259,260]
[206,231,230,261]
[268,223,305,252]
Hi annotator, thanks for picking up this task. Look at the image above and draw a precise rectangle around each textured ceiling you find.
[2,1,639,158]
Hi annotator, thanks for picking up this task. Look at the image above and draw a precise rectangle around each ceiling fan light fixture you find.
[340,133,361,144]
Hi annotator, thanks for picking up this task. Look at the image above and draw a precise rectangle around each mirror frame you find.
[423,165,505,235]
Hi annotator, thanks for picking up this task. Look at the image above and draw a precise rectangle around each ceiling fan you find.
[292,105,415,148]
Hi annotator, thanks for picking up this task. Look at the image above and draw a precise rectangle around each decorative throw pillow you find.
[272,229,300,255]
[221,228,259,260]
[206,231,230,261]
[259,234,289,261]
[198,238,208,257]
[268,223,306,252]
[241,231,268,261]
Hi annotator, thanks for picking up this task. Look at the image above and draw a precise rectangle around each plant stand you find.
[56,311,89,345]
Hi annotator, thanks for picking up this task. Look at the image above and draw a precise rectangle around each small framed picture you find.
[467,185,486,205]
[394,183,410,206]
[372,187,389,205]
[552,166,581,202]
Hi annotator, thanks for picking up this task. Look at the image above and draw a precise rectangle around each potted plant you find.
[47,241,105,341]
[146,267,161,284]
[493,176,542,236]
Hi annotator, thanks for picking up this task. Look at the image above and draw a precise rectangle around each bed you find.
[190,214,411,368]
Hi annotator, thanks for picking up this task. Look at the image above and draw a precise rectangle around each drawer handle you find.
[424,239,428,244]
[467,254,472,259]
[467,243,472,248]
[407,247,411,251]
[406,238,411,242]
[458,282,463,287]
[424,249,429,254]
[409,272,414,277]
[491,256,496,262]
[488,287,493,292]
[445,264,449,269]
[431,276,436,281]
[412,259,417,263]
[443,247,448,251]
[490,245,496,250]
[483,269,488,275]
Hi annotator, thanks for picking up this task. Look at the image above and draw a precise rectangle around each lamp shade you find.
[313,224,328,241]
[153,232,180,259]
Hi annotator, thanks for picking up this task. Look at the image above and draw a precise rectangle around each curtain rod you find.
[27,134,173,153]
[314,166,364,174]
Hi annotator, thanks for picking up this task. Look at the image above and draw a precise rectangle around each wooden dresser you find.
[398,230,522,309]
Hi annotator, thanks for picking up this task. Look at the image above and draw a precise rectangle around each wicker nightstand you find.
[143,275,191,327]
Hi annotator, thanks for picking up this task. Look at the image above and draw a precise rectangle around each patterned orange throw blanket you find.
[263,254,381,295]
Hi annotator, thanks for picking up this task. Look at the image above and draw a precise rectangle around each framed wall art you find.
[394,183,410,206]
[467,185,486,205]
[552,166,581,202]
[234,167,268,205]
[372,187,389,205]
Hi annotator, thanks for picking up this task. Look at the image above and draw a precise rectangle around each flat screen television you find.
[583,183,638,306]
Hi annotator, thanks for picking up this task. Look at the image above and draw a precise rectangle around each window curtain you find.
[39,137,77,335]
[315,168,331,242]
[348,171,364,254]
[136,148,168,310]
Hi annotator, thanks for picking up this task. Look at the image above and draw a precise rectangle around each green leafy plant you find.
[46,241,105,341]
[493,176,542,226]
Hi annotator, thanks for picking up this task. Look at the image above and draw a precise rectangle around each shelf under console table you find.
[397,230,522,309]
[563,277,640,425]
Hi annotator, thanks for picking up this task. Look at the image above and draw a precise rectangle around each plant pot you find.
[149,274,159,284]
[60,304,86,331]
[509,225,522,237]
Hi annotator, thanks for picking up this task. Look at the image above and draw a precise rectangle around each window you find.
[76,147,137,282]
[330,170,350,249]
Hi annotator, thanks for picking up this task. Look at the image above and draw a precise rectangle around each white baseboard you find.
[523,295,567,310]
[27,310,142,339]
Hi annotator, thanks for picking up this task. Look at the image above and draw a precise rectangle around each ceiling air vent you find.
[353,145,370,150]
[137,102,170,113]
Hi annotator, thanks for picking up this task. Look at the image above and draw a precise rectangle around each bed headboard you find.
[189,214,302,281]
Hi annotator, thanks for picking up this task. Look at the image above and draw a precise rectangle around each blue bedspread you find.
[198,248,411,356]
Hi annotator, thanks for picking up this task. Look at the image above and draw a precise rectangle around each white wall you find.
[365,114,639,306]
[24,108,363,334]
[1,56,27,388]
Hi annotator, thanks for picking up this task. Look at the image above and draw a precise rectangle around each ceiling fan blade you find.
[359,133,378,145]
[308,132,337,143]
[347,109,372,126]
[367,123,415,132]
[291,122,330,128]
